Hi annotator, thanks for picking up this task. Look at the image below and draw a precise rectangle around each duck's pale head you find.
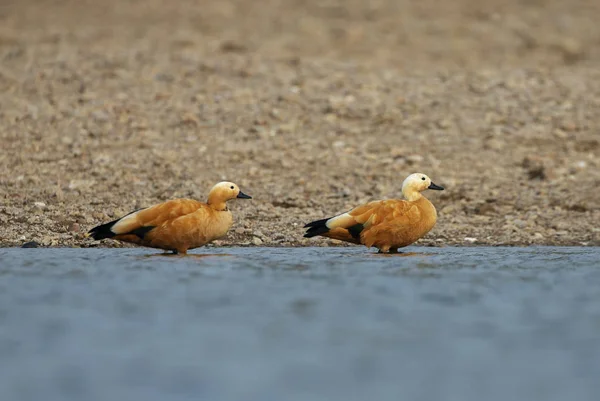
[402,173,444,201]
[208,181,252,209]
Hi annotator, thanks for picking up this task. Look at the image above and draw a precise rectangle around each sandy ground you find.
[1,0,599,248]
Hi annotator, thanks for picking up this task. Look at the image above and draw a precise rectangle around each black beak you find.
[428,182,444,191]
[237,191,252,199]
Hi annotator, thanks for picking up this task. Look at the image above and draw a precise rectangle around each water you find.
[0,247,599,401]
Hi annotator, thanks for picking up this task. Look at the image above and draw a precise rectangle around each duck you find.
[86,181,252,254]
[303,173,444,253]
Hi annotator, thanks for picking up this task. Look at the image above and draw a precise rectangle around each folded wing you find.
[87,199,204,241]
[304,200,418,244]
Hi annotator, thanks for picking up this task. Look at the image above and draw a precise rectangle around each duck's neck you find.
[210,202,228,211]
[207,194,228,211]
[403,189,423,202]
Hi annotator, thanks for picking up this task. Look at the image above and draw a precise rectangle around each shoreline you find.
[3,240,598,249]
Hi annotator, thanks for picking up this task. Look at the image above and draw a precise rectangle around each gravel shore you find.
[1,0,599,248]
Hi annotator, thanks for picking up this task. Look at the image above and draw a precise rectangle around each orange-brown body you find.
[111,199,233,253]
[321,197,437,252]
[87,181,251,254]
[304,173,443,253]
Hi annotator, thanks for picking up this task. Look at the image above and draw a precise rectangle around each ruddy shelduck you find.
[304,173,444,253]
[86,181,252,254]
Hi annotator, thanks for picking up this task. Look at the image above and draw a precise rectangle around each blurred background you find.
[1,0,599,245]
[3,0,600,68]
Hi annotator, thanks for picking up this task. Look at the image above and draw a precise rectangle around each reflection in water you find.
[139,253,234,260]
[369,251,434,258]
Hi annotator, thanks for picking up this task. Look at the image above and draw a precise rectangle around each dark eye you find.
[421,177,426,181]
[230,186,234,189]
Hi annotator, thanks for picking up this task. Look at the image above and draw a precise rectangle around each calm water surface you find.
[1,246,599,401]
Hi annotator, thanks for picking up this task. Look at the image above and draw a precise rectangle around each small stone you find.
[252,236,263,246]
[513,219,527,229]
[553,129,568,139]
[441,205,459,214]
[521,156,546,180]
[533,232,544,240]
[390,147,405,158]
[560,121,578,132]
[34,202,46,209]
[475,203,496,215]
[406,155,424,165]
[220,40,247,53]
[436,119,452,129]
[91,110,110,122]
[92,212,106,220]
[556,38,584,64]
[41,235,54,246]
[68,179,96,190]
[464,237,477,243]
[484,138,504,151]
[21,241,40,248]
[68,223,80,233]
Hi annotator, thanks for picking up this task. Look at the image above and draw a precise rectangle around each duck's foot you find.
[159,249,185,256]
[377,248,401,254]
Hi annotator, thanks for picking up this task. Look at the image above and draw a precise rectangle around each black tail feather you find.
[87,208,144,240]
[303,217,330,228]
[87,218,120,240]
[303,217,331,238]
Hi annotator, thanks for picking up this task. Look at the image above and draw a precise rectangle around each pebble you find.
[475,203,496,215]
[91,110,110,122]
[513,219,527,229]
[34,202,46,209]
[406,155,424,164]
[464,237,477,243]
[254,230,266,240]
[92,212,106,220]
[252,236,263,246]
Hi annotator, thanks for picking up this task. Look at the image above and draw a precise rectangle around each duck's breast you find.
[200,210,234,242]
[414,196,437,235]
[175,208,233,249]
[144,207,233,250]
[362,197,437,248]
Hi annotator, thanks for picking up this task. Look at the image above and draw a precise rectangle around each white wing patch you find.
[326,212,353,229]
[111,209,144,234]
